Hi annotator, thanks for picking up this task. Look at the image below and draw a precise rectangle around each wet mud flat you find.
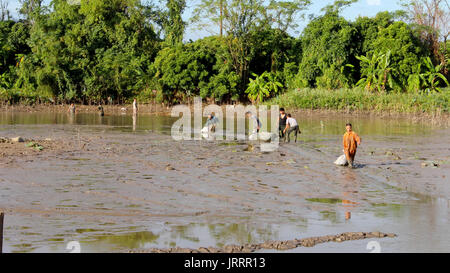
[0,113,449,252]
[0,137,70,159]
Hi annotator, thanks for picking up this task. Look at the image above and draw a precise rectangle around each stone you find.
[223,245,235,253]
[243,144,254,152]
[241,247,253,253]
[207,247,219,253]
[283,242,297,249]
[11,137,24,143]
[198,247,210,253]
[260,242,274,249]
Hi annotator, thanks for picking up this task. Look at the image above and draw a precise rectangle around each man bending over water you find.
[245,111,261,134]
[284,114,300,143]
[205,113,219,133]
[343,123,361,168]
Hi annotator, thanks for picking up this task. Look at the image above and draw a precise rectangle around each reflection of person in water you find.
[343,123,361,168]
[341,169,359,220]
[68,104,75,125]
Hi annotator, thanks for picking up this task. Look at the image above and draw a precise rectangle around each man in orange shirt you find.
[343,123,361,168]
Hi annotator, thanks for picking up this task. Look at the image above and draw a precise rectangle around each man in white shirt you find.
[283,114,301,143]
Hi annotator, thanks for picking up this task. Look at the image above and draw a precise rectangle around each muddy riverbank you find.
[0,112,449,252]
[0,103,170,115]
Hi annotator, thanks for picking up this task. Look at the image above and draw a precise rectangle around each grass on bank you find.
[267,87,450,114]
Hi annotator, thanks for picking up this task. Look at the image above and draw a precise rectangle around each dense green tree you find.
[0,20,14,74]
[193,0,310,96]
[0,20,30,92]
[14,0,160,103]
[354,12,396,56]
[248,27,301,76]
[152,36,240,103]
[162,0,186,46]
[372,21,428,90]
[152,27,300,104]
[0,0,446,105]
[296,10,359,89]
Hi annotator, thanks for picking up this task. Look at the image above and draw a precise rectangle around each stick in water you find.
[0,212,4,253]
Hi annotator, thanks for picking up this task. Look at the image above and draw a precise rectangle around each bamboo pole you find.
[0,212,4,253]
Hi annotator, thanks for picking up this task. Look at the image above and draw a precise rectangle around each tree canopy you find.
[0,0,448,104]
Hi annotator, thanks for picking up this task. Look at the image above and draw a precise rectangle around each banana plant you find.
[355,53,378,91]
[377,50,395,91]
[245,72,283,104]
[421,57,449,93]
[0,72,12,89]
[408,57,449,93]
[356,50,395,92]
[264,72,283,95]
[407,63,422,92]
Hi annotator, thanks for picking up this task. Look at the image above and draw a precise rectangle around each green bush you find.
[267,87,449,114]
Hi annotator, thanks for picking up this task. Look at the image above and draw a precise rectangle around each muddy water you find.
[0,112,449,253]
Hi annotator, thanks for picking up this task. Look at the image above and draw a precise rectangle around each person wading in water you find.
[98,104,104,116]
[245,111,261,135]
[205,113,219,133]
[67,103,76,114]
[343,123,361,168]
[284,114,300,143]
[279,108,287,142]
[133,98,138,114]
